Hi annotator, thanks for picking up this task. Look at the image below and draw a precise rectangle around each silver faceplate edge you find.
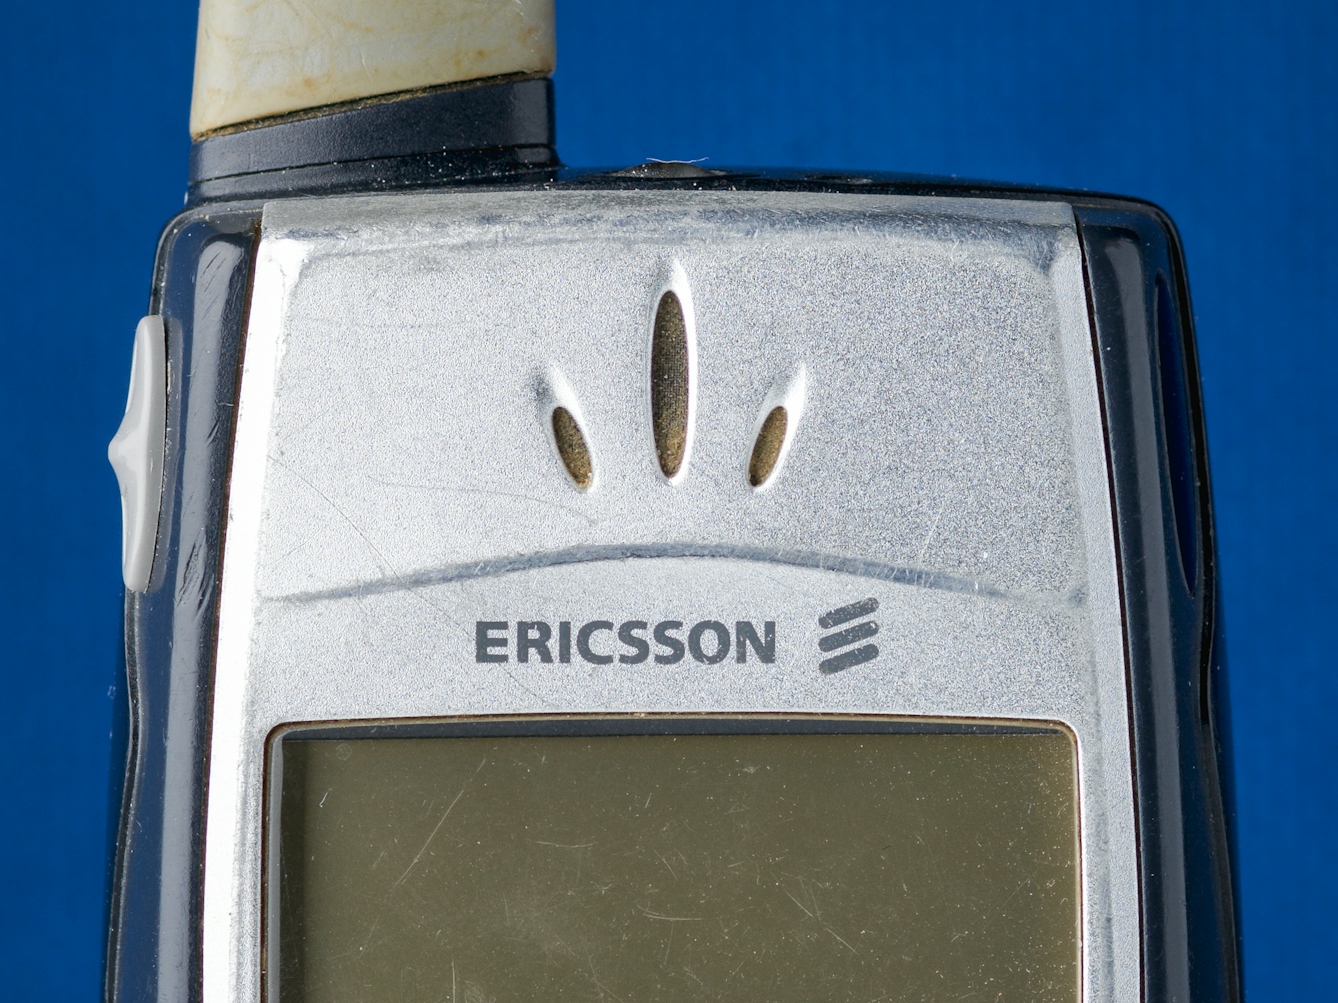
[204,189,1137,1003]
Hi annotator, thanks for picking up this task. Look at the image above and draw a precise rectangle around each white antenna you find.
[190,0,556,137]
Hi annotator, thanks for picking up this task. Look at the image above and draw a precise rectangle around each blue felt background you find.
[1,1,1332,998]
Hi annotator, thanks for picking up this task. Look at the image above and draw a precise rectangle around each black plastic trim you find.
[106,205,261,1003]
[1075,206,1240,1003]
[189,145,559,205]
[190,76,555,183]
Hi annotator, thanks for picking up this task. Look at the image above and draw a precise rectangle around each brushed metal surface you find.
[206,190,1134,1002]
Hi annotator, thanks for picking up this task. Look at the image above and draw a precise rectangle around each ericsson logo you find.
[817,597,880,673]
[474,620,776,665]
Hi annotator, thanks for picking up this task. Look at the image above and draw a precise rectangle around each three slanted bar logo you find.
[817,598,880,673]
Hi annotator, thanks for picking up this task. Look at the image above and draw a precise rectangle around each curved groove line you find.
[272,543,1018,605]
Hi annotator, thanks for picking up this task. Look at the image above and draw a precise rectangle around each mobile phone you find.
[105,5,1238,1003]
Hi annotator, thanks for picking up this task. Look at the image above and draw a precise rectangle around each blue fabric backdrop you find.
[1,1,1332,998]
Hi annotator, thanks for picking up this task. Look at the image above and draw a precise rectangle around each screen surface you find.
[273,730,1079,1003]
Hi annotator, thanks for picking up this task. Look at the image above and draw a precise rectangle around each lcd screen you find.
[272,729,1078,1003]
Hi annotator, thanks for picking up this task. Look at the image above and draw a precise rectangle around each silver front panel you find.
[206,190,1135,1001]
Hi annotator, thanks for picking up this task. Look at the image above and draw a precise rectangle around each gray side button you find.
[108,315,167,592]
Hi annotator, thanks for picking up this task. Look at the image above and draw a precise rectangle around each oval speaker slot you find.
[748,406,788,487]
[651,290,690,478]
[551,406,593,489]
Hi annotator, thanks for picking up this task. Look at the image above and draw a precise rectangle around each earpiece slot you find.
[748,406,789,487]
[651,290,690,479]
[551,406,593,489]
